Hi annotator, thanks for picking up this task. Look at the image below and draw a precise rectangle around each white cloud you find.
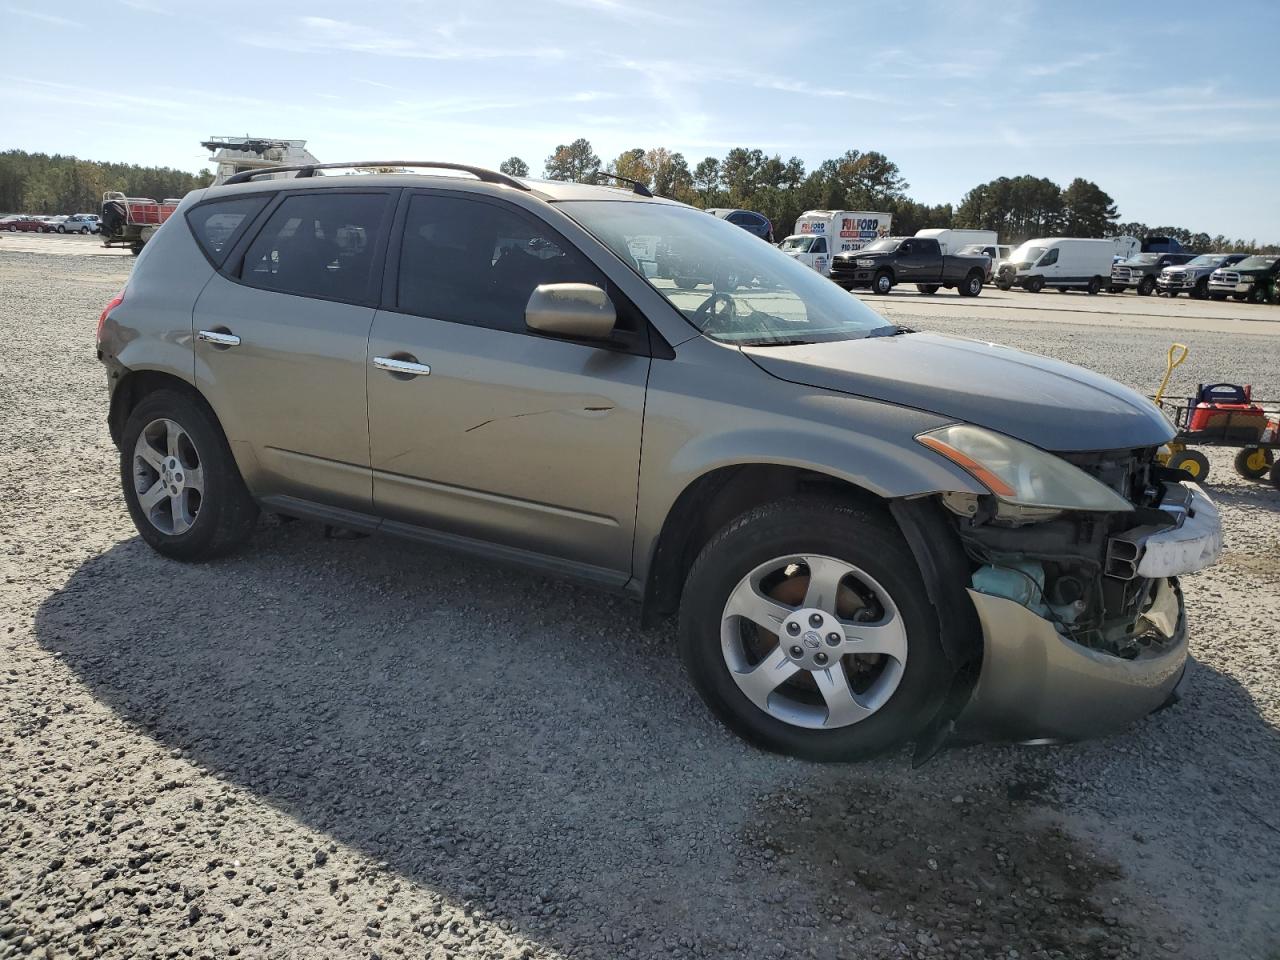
[4,5,80,27]
[242,16,565,62]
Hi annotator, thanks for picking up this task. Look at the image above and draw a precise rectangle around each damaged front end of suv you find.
[916,425,1221,744]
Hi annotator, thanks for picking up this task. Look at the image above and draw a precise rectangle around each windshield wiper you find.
[864,324,913,338]
[738,336,814,347]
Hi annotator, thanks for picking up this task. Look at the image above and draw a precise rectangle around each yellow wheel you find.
[1234,447,1274,481]
[1167,449,1210,481]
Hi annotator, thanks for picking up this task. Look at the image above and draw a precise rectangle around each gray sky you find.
[4,0,1277,239]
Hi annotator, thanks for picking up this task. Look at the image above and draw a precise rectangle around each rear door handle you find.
[373,356,431,377]
[197,329,241,347]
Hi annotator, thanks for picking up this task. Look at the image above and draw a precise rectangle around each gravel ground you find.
[1,249,1278,960]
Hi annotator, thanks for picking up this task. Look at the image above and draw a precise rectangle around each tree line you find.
[500,140,1277,254]
[0,150,213,216]
[4,144,1273,254]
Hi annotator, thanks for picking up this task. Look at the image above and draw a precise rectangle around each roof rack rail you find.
[592,172,653,198]
[222,161,530,190]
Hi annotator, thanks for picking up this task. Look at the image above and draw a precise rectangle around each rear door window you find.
[187,195,271,267]
[239,192,392,304]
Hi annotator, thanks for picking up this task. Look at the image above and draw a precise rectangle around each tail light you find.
[97,287,126,344]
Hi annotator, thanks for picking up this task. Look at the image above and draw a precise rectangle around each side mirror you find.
[525,283,616,340]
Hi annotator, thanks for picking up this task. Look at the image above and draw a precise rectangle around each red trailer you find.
[100,191,182,254]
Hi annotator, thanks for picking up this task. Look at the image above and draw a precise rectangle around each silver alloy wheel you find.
[720,555,908,730]
[132,418,204,536]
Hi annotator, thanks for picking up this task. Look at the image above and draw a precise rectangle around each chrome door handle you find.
[197,329,241,347]
[373,356,431,377]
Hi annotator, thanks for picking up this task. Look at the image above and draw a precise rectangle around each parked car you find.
[780,210,892,276]
[995,238,1115,294]
[5,216,45,232]
[958,243,1012,283]
[40,215,68,233]
[1109,252,1195,295]
[1207,255,1280,303]
[97,160,1221,761]
[705,208,774,243]
[59,213,100,234]
[829,236,988,295]
[1156,253,1248,299]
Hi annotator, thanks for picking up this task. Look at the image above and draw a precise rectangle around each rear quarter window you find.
[186,195,272,267]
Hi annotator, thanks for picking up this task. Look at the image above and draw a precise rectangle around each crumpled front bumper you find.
[953,578,1188,743]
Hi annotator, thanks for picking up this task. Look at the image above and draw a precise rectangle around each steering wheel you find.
[693,292,738,333]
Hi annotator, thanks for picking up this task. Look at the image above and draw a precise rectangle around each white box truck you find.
[914,228,998,255]
[779,210,891,276]
[996,238,1117,294]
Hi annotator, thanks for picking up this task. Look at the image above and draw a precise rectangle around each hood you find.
[743,332,1174,452]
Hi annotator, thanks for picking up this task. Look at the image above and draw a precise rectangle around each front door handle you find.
[373,355,431,377]
[197,329,241,347]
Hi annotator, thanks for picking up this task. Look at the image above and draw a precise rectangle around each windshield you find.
[1235,256,1278,270]
[1185,255,1225,268]
[559,201,893,345]
[859,237,900,253]
[778,236,814,253]
[1009,242,1047,264]
[1124,254,1159,265]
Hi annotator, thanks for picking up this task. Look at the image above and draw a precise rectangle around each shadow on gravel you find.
[34,520,1280,958]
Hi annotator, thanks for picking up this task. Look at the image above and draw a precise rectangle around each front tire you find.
[1138,276,1156,296]
[873,270,893,295]
[1167,449,1210,482]
[1026,276,1045,293]
[1087,276,1103,295]
[678,497,950,762]
[120,389,258,560]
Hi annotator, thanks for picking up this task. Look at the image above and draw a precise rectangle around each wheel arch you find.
[639,463,887,628]
[109,368,216,447]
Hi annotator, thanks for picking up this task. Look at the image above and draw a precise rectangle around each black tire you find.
[1137,276,1156,296]
[1248,284,1269,305]
[674,277,697,290]
[1234,447,1273,481]
[1191,279,1208,299]
[678,496,951,762]
[873,270,893,295]
[1210,293,1227,301]
[1087,276,1103,295]
[1270,460,1280,490]
[959,272,982,297]
[1057,287,1069,293]
[917,284,940,295]
[120,389,258,560]
[1108,286,1124,294]
[1167,449,1210,482]
[996,281,1012,291]
[1026,276,1045,293]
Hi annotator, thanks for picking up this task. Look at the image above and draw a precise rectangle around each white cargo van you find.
[915,228,998,255]
[996,238,1116,294]
[779,210,891,276]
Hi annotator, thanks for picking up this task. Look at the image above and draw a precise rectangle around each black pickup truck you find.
[828,236,989,296]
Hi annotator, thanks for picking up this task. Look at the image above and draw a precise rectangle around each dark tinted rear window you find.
[186,195,271,266]
[240,192,392,304]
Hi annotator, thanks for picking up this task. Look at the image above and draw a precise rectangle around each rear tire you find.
[120,389,258,561]
[959,272,982,297]
[678,496,950,762]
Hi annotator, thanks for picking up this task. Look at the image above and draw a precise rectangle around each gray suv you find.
[96,161,1222,762]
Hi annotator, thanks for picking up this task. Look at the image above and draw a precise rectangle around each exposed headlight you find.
[917,424,1134,512]
[856,258,876,268]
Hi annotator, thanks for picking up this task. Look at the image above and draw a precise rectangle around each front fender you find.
[632,341,983,585]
